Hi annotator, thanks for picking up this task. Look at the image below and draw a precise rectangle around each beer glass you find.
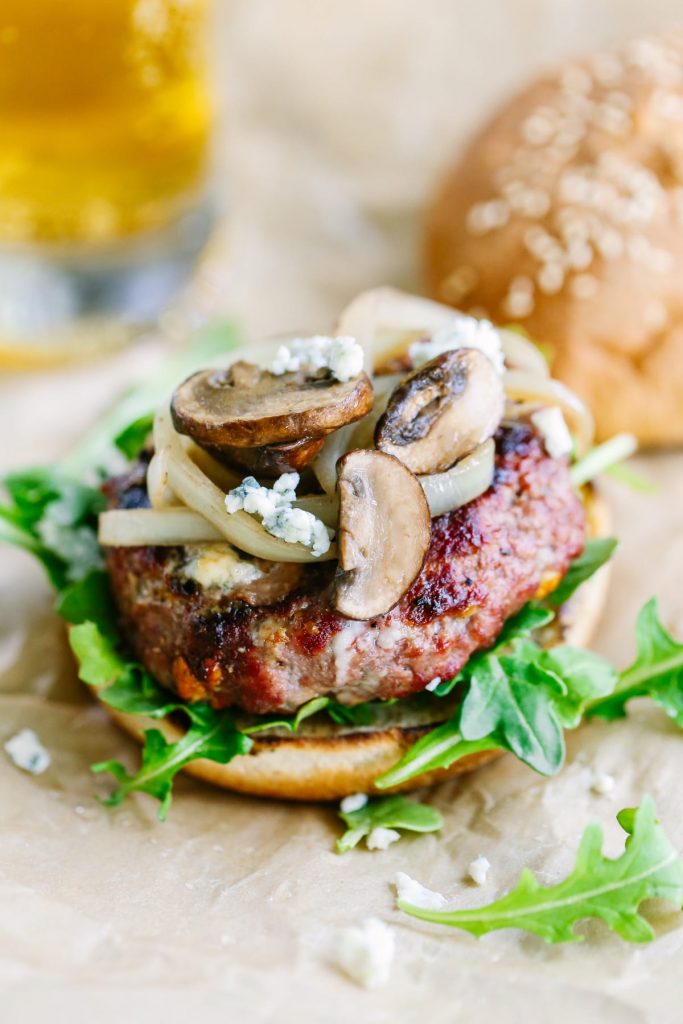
[0,0,213,368]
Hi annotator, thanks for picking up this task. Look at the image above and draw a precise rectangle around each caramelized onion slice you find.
[99,508,222,546]
[420,439,495,517]
[152,407,337,562]
[503,371,594,454]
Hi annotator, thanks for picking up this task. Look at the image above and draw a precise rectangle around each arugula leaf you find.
[570,433,637,488]
[375,721,497,790]
[458,643,567,774]
[433,603,555,698]
[326,700,379,726]
[0,470,105,589]
[376,633,615,789]
[92,709,251,821]
[113,413,154,460]
[398,797,683,943]
[243,696,332,734]
[588,599,683,727]
[68,618,253,818]
[69,621,126,687]
[548,538,618,607]
[336,795,443,853]
[56,569,117,635]
[604,463,656,494]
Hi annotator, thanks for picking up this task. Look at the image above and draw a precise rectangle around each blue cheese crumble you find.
[4,729,51,775]
[333,917,395,989]
[531,406,573,459]
[410,317,505,374]
[270,335,363,382]
[226,473,334,557]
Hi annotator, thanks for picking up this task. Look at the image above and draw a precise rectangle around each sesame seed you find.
[521,112,556,146]
[595,227,624,260]
[466,199,510,235]
[591,52,624,87]
[566,239,594,270]
[537,262,565,294]
[643,300,669,331]
[569,274,599,300]
[560,65,593,96]
[503,277,535,317]
[440,265,479,303]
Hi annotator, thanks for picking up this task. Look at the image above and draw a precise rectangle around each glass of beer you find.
[0,0,213,368]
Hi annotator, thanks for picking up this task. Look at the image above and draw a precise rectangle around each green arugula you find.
[92,710,251,821]
[113,412,155,460]
[604,462,656,494]
[69,618,253,819]
[376,635,616,789]
[587,599,683,727]
[570,433,638,488]
[0,470,105,590]
[398,797,683,943]
[548,537,617,607]
[336,795,443,853]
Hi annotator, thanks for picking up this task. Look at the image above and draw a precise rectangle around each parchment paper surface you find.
[1,3,683,1021]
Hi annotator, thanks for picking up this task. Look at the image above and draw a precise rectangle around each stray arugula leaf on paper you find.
[587,599,683,727]
[336,795,443,853]
[398,798,683,943]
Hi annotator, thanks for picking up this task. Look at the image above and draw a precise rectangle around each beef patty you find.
[103,424,585,714]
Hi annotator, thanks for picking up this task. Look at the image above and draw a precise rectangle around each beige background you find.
[2,2,683,1021]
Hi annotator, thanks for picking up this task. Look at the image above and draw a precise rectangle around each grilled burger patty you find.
[103,424,584,714]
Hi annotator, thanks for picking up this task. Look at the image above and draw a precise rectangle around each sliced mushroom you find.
[374,348,504,475]
[333,449,431,620]
[206,435,326,477]
[171,361,373,451]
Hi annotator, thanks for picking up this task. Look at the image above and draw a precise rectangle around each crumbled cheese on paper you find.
[410,317,505,373]
[270,335,363,382]
[340,793,368,814]
[531,406,573,459]
[394,871,447,910]
[226,473,333,557]
[333,917,395,989]
[4,729,51,775]
[366,827,401,851]
[591,771,615,795]
[467,854,491,886]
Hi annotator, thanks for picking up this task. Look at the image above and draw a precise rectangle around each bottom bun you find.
[94,490,611,801]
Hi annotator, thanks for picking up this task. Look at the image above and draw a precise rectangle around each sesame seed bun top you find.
[425,32,683,445]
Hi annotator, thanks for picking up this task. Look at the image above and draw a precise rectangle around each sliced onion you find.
[153,407,337,562]
[184,440,241,492]
[99,508,222,546]
[311,421,356,494]
[336,287,456,372]
[311,374,404,492]
[499,329,550,377]
[419,439,495,516]
[146,447,181,509]
[504,371,595,454]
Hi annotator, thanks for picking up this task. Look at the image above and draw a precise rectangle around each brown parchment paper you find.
[2,3,683,1021]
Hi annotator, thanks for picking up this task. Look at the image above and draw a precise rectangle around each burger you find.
[45,286,620,812]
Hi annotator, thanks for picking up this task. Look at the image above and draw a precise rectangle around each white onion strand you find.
[504,371,594,454]
[153,407,337,562]
[99,508,222,546]
[420,439,495,517]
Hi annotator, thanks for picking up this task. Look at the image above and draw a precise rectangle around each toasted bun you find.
[93,490,610,801]
[425,33,683,445]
